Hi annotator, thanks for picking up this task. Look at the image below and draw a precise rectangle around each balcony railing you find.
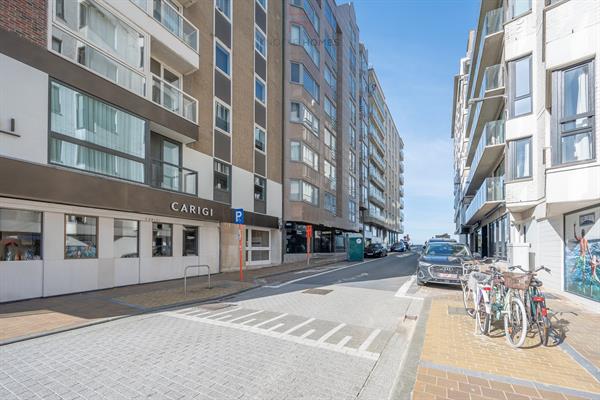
[132,0,199,51]
[483,64,504,93]
[150,159,197,195]
[369,188,385,205]
[468,120,505,181]
[152,75,198,123]
[370,167,386,188]
[465,176,504,223]
[370,149,385,169]
[368,207,386,222]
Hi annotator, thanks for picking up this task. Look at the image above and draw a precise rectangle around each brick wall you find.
[0,0,47,48]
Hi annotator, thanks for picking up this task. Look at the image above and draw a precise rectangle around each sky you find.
[353,0,480,244]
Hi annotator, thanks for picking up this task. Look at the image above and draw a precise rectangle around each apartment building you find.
[0,0,283,302]
[363,68,404,245]
[452,0,600,304]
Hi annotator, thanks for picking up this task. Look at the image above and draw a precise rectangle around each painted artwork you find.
[565,206,600,302]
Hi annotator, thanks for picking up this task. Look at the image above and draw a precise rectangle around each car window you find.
[425,243,471,257]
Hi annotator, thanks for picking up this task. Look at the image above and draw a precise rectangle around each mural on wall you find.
[565,205,600,302]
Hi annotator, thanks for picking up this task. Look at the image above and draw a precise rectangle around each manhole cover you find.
[302,288,333,295]
[447,306,468,315]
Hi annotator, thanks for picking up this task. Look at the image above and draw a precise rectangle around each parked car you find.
[390,242,406,252]
[364,243,387,258]
[417,241,473,286]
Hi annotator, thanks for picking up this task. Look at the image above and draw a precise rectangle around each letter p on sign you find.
[234,208,244,225]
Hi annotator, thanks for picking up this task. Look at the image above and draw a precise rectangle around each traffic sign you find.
[234,208,244,224]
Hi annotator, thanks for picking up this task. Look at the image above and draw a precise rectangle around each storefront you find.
[284,222,347,254]
[564,204,600,302]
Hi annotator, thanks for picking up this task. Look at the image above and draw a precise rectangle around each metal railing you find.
[369,167,386,188]
[465,176,505,223]
[468,120,505,182]
[152,75,198,123]
[184,264,211,295]
[150,159,198,195]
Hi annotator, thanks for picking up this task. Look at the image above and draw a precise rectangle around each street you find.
[0,253,423,400]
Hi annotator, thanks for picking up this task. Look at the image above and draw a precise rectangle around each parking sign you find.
[234,208,244,224]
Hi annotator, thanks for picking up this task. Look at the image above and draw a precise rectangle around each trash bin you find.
[347,235,364,262]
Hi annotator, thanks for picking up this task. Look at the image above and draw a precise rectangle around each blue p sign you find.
[234,208,244,225]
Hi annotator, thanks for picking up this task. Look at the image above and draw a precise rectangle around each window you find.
[349,201,357,223]
[349,150,356,173]
[65,215,97,259]
[324,66,337,92]
[214,160,231,192]
[290,180,319,205]
[324,160,335,181]
[348,175,356,198]
[255,28,266,57]
[51,37,62,52]
[509,137,532,180]
[114,219,138,258]
[215,43,230,75]
[509,0,531,19]
[290,62,319,101]
[291,102,301,120]
[349,125,356,148]
[291,0,319,33]
[290,141,301,161]
[215,101,230,133]
[509,55,532,117]
[324,128,336,151]
[349,75,356,99]
[152,223,172,257]
[183,226,198,256]
[290,101,320,135]
[256,0,267,10]
[255,77,266,103]
[350,101,357,124]
[290,24,320,67]
[324,33,336,61]
[348,50,356,73]
[324,0,336,30]
[553,61,595,165]
[246,229,270,264]
[302,144,319,171]
[49,81,146,183]
[254,176,266,201]
[216,0,230,18]
[324,193,336,214]
[55,0,65,19]
[324,97,336,122]
[255,127,266,152]
[0,209,42,261]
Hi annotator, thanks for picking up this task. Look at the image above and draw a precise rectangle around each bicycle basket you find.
[502,272,532,290]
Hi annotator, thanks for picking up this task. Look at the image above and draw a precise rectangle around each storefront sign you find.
[170,202,214,217]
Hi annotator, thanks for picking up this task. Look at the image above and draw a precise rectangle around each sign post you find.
[234,209,245,281]
[306,225,313,265]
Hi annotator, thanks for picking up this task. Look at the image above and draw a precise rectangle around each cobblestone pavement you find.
[0,253,421,400]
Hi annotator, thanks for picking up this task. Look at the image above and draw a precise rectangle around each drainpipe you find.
[280,1,287,266]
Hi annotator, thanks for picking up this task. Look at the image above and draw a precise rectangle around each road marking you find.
[185,310,212,317]
[300,329,315,339]
[205,307,240,319]
[267,323,284,332]
[359,329,381,352]
[395,275,416,298]
[215,314,234,321]
[263,258,381,289]
[254,313,289,328]
[240,319,256,325]
[228,310,263,323]
[317,323,346,343]
[336,336,352,348]
[283,318,315,335]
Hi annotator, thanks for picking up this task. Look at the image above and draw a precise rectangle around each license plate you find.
[438,273,458,279]
[367,253,373,255]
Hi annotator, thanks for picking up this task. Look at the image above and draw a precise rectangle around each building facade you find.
[452,0,600,304]
[0,0,283,302]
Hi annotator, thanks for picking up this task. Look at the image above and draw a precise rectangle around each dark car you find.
[364,243,387,258]
[417,242,472,286]
[390,242,406,252]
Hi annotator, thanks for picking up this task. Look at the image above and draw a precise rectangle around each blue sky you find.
[353,0,480,244]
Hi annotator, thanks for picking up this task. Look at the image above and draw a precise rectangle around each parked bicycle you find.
[460,259,480,318]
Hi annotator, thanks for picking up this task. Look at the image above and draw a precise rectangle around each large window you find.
[246,229,270,264]
[349,201,357,223]
[50,81,146,183]
[324,66,337,93]
[255,77,266,104]
[215,101,231,133]
[255,127,266,152]
[114,219,138,258]
[254,176,266,201]
[509,0,531,19]
[324,128,336,151]
[183,226,198,256]
[348,175,356,198]
[216,0,230,18]
[509,55,532,118]
[509,137,532,180]
[255,28,266,57]
[290,0,319,33]
[290,102,320,135]
[324,0,336,30]
[215,42,230,75]
[152,223,172,257]
[214,160,231,192]
[552,61,595,165]
[290,180,319,205]
[65,215,97,259]
[0,209,42,261]
[290,62,320,102]
[291,142,319,171]
[324,33,336,61]
[324,193,336,214]
[324,160,335,182]
[290,24,320,67]
[324,97,336,122]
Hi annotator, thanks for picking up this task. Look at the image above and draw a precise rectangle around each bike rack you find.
[184,265,211,295]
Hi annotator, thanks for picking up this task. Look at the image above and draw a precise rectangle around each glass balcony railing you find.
[370,149,385,168]
[368,206,386,222]
[152,75,198,123]
[132,0,199,51]
[370,168,386,188]
[369,188,385,205]
[483,64,504,93]
[484,7,504,37]
[469,120,505,181]
[150,159,197,195]
[465,176,504,223]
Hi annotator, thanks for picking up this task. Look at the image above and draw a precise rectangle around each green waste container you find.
[347,235,364,262]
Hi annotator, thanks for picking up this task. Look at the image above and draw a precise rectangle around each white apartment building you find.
[452,0,600,305]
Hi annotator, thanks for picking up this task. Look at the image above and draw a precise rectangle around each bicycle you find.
[510,265,553,346]
[499,269,530,348]
[460,259,480,318]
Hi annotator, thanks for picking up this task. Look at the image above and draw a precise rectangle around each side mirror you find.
[473,252,482,259]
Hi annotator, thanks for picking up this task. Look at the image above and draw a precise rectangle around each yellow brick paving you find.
[420,294,600,394]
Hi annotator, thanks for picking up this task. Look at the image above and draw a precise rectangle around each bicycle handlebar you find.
[509,265,551,274]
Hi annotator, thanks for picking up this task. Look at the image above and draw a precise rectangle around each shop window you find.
[65,214,97,259]
[565,205,600,302]
[285,224,307,254]
[0,209,42,261]
[152,223,172,257]
[183,226,198,256]
[114,219,138,258]
[246,229,270,264]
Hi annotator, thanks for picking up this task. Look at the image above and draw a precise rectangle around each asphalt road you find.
[0,252,421,400]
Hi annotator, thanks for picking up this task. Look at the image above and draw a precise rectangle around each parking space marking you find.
[318,323,346,343]
[228,310,263,323]
[284,318,315,335]
[336,336,353,348]
[267,323,285,332]
[254,313,288,328]
[359,329,381,352]
[205,307,240,319]
[300,329,315,339]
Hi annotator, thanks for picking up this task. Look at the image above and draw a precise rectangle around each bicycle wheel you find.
[476,292,490,335]
[504,295,527,348]
[461,279,475,318]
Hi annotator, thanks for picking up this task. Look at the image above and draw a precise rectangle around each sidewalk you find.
[409,287,600,400]
[0,257,343,345]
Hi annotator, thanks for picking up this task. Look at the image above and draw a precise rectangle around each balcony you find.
[369,188,385,207]
[152,75,198,123]
[399,149,404,161]
[399,199,404,209]
[369,128,385,152]
[465,120,505,195]
[464,176,504,225]
[367,206,386,223]
[150,159,197,195]
[370,168,386,189]
[482,64,504,94]
[371,106,386,133]
[370,149,385,170]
